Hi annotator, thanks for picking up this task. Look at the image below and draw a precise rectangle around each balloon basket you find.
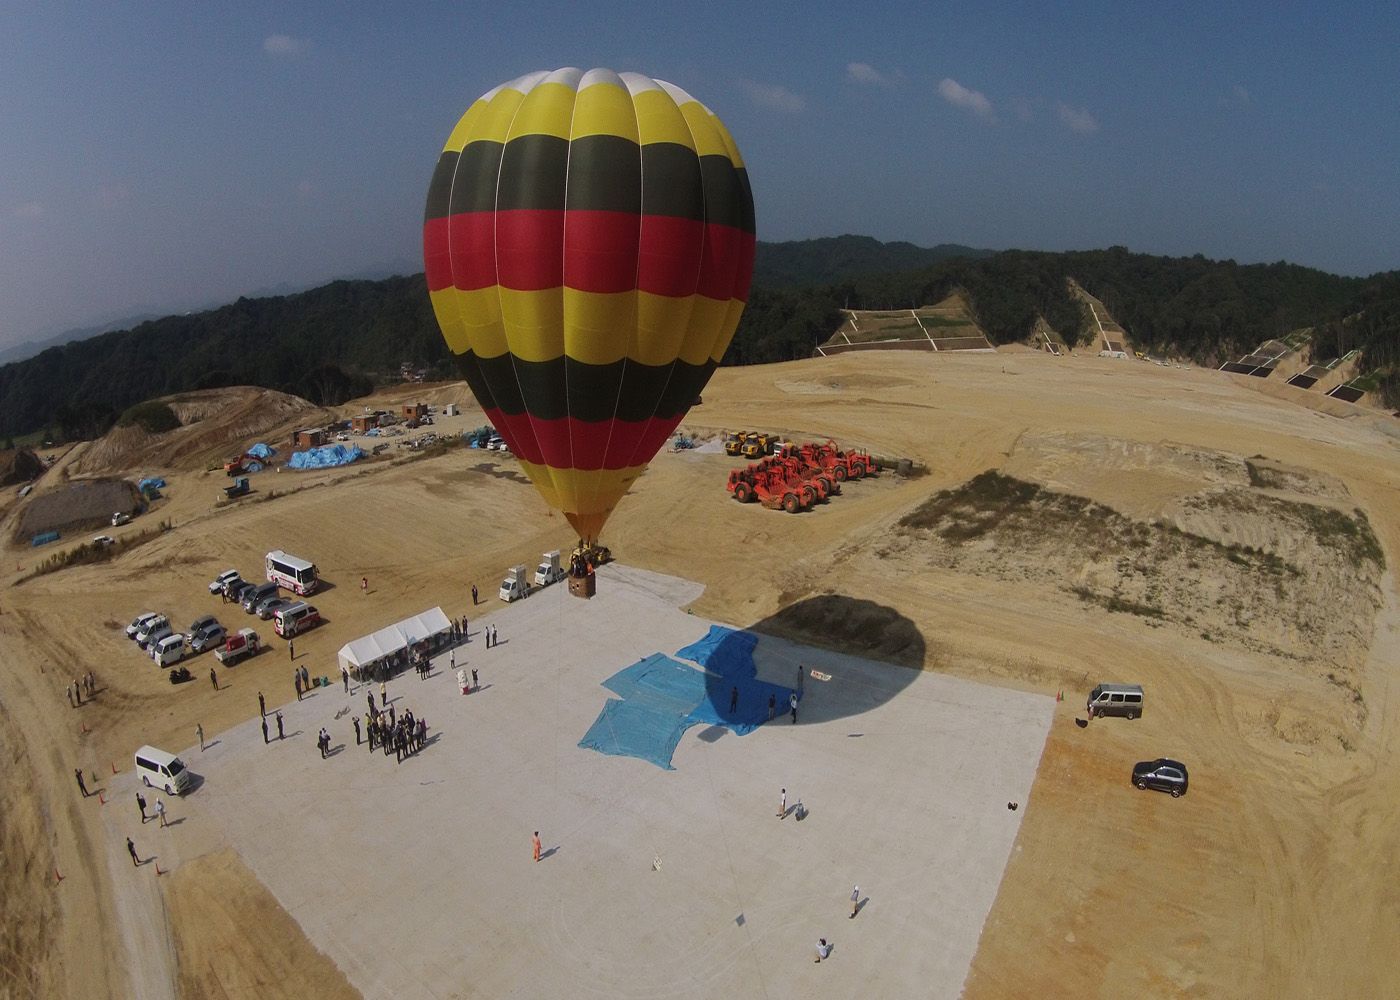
[568,574,596,600]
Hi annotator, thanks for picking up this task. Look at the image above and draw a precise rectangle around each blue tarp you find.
[287,444,364,469]
[675,626,759,680]
[137,477,166,492]
[579,640,796,770]
[246,442,275,459]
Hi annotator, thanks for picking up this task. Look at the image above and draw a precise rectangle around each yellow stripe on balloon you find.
[572,80,640,141]
[632,89,697,150]
[508,81,578,142]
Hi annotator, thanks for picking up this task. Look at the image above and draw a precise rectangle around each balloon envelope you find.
[424,68,755,541]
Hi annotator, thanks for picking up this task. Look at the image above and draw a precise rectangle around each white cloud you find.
[740,80,805,113]
[847,62,888,86]
[263,34,304,56]
[13,202,42,219]
[1056,102,1099,134]
[938,78,994,120]
[1223,84,1252,108]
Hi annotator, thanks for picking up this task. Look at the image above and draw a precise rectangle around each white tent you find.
[337,606,453,678]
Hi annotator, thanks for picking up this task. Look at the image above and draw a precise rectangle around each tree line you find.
[2,237,1397,439]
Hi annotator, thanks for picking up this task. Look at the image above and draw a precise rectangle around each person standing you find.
[342,665,350,693]
[367,692,376,718]
[778,788,786,819]
[729,686,738,713]
[276,711,284,740]
[790,692,798,724]
[850,885,860,919]
[768,693,776,720]
[380,681,388,708]
[798,665,805,696]
[74,768,89,797]
[288,639,295,662]
[262,717,269,744]
[533,831,542,863]
[127,837,140,867]
[471,668,478,692]
[294,672,302,701]
[471,583,478,606]
[196,723,204,751]
[361,575,368,596]
[258,690,266,717]
[66,683,74,708]
[300,665,309,692]
[154,799,167,828]
[136,791,148,823]
[210,667,219,691]
[353,715,361,745]
[73,678,82,706]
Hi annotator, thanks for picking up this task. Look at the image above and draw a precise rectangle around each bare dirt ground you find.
[2,349,1400,998]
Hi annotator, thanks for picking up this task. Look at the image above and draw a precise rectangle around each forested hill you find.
[2,237,1398,439]
[750,235,993,287]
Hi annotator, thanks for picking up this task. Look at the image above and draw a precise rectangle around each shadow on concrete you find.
[693,594,924,728]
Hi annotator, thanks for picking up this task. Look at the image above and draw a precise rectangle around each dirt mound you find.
[0,448,43,488]
[893,468,1384,674]
[16,478,138,539]
[74,387,327,476]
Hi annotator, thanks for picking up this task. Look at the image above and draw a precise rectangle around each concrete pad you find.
[124,565,1052,998]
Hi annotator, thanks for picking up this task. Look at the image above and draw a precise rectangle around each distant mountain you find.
[0,313,165,366]
[2,238,1397,438]
[753,235,994,288]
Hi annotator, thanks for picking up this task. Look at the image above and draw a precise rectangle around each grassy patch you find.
[17,519,172,583]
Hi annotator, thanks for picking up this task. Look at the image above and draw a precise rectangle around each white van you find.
[1087,683,1145,719]
[151,633,187,666]
[134,745,193,795]
[273,601,321,638]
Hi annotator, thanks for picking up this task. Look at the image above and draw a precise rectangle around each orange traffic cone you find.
[54,866,64,883]
[111,761,118,775]
[98,791,106,806]
[154,863,166,876]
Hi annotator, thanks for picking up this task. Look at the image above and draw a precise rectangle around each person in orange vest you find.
[533,831,542,863]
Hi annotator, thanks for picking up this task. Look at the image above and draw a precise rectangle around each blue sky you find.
[2,2,1398,349]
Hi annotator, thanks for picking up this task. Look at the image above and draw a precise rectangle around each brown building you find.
[294,429,325,449]
[402,403,428,421]
[351,414,378,434]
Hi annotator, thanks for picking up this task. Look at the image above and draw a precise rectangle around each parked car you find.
[127,612,161,639]
[225,579,255,604]
[208,569,241,594]
[151,633,188,666]
[257,597,294,621]
[241,582,278,613]
[141,622,174,651]
[1132,758,1189,797]
[188,614,220,636]
[92,534,115,546]
[111,512,132,527]
[134,615,170,647]
[188,623,227,653]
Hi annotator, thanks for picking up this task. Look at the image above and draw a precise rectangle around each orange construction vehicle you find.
[726,464,813,513]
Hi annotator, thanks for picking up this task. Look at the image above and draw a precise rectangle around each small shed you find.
[442,403,460,417]
[351,415,378,434]
[294,429,325,449]
[402,403,428,421]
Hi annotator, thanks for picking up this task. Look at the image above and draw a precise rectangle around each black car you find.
[1132,758,1188,797]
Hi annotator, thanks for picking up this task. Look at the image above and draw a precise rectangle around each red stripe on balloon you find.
[443,210,753,300]
[488,413,686,472]
[448,212,500,291]
[423,218,452,293]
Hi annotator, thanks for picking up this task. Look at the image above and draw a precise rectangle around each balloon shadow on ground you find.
[694,594,925,729]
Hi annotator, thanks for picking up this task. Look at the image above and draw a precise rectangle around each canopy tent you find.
[337,607,453,679]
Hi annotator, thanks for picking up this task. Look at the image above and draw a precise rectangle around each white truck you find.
[499,565,530,602]
[214,627,262,665]
[534,550,565,587]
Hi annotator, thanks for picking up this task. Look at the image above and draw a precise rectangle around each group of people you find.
[364,703,427,763]
[65,671,97,707]
[316,727,333,758]
[292,664,312,700]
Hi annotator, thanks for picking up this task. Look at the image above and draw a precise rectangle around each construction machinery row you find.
[725,440,879,514]
[723,431,783,459]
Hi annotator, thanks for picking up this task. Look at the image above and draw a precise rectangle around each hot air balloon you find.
[423,68,755,543]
